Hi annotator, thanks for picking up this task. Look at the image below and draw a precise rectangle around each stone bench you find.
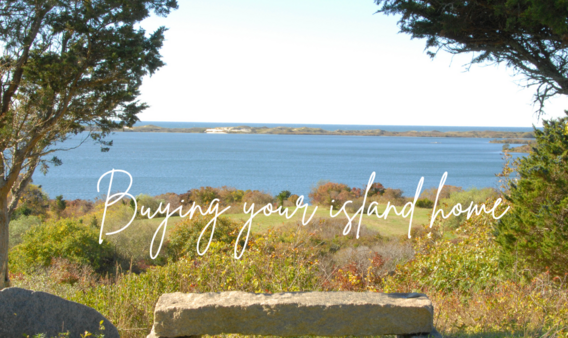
[147,291,441,338]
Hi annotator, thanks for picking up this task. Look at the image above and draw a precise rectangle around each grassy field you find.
[135,204,433,237]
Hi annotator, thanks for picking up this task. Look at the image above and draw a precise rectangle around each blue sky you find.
[138,0,568,127]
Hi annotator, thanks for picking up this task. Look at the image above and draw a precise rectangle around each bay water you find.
[31,126,527,201]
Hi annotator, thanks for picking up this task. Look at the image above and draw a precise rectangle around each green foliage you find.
[12,184,49,220]
[8,215,42,249]
[52,195,67,219]
[386,210,504,293]
[66,229,320,335]
[415,198,434,208]
[276,190,291,207]
[217,187,246,204]
[135,194,166,218]
[9,208,568,338]
[165,216,244,261]
[181,186,250,207]
[0,0,178,287]
[9,219,117,274]
[54,195,66,211]
[496,114,568,276]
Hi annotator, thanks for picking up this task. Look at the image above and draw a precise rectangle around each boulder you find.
[149,291,434,337]
[0,287,119,338]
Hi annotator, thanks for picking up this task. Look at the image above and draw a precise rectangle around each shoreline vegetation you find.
[489,138,536,153]
[118,124,536,139]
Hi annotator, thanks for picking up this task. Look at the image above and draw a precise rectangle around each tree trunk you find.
[0,194,10,289]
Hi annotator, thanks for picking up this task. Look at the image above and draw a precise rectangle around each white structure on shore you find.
[205,127,251,134]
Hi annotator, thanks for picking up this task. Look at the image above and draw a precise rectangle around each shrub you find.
[135,194,167,218]
[8,215,42,249]
[165,216,244,261]
[218,186,246,205]
[287,194,300,205]
[12,183,49,220]
[496,113,568,277]
[309,181,354,209]
[59,199,94,219]
[384,208,505,293]
[155,192,183,210]
[242,190,274,207]
[366,182,386,197]
[189,187,220,206]
[9,219,117,274]
[51,195,67,219]
[276,190,291,207]
[60,233,320,336]
[415,198,434,208]
[379,188,406,206]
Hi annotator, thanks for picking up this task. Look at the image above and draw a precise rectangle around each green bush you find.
[8,215,42,249]
[9,218,117,274]
[385,209,504,293]
[415,198,434,208]
[12,184,49,220]
[165,216,244,261]
[276,190,291,207]
[135,194,167,218]
[496,113,568,276]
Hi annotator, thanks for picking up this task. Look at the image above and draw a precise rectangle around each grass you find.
[135,205,432,237]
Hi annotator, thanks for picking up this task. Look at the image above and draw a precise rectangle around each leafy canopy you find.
[0,0,177,213]
[0,0,177,287]
[375,0,568,113]
[495,113,568,276]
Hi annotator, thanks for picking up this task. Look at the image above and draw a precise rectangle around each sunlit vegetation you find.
[7,173,568,338]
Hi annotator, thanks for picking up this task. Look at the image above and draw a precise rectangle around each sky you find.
[137,0,568,127]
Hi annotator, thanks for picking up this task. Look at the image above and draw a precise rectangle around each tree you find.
[53,194,66,217]
[0,0,178,288]
[495,113,568,276]
[374,0,568,113]
[276,190,291,207]
[374,0,568,275]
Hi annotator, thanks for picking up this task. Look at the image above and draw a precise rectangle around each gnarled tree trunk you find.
[0,194,10,289]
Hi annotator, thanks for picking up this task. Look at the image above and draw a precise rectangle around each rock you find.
[0,287,119,338]
[150,291,434,337]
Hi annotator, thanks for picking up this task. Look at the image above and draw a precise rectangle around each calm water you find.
[31,132,523,201]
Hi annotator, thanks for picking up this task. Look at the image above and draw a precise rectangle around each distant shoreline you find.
[118,124,535,139]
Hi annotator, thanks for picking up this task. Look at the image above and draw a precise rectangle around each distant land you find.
[118,125,535,139]
[489,138,536,153]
